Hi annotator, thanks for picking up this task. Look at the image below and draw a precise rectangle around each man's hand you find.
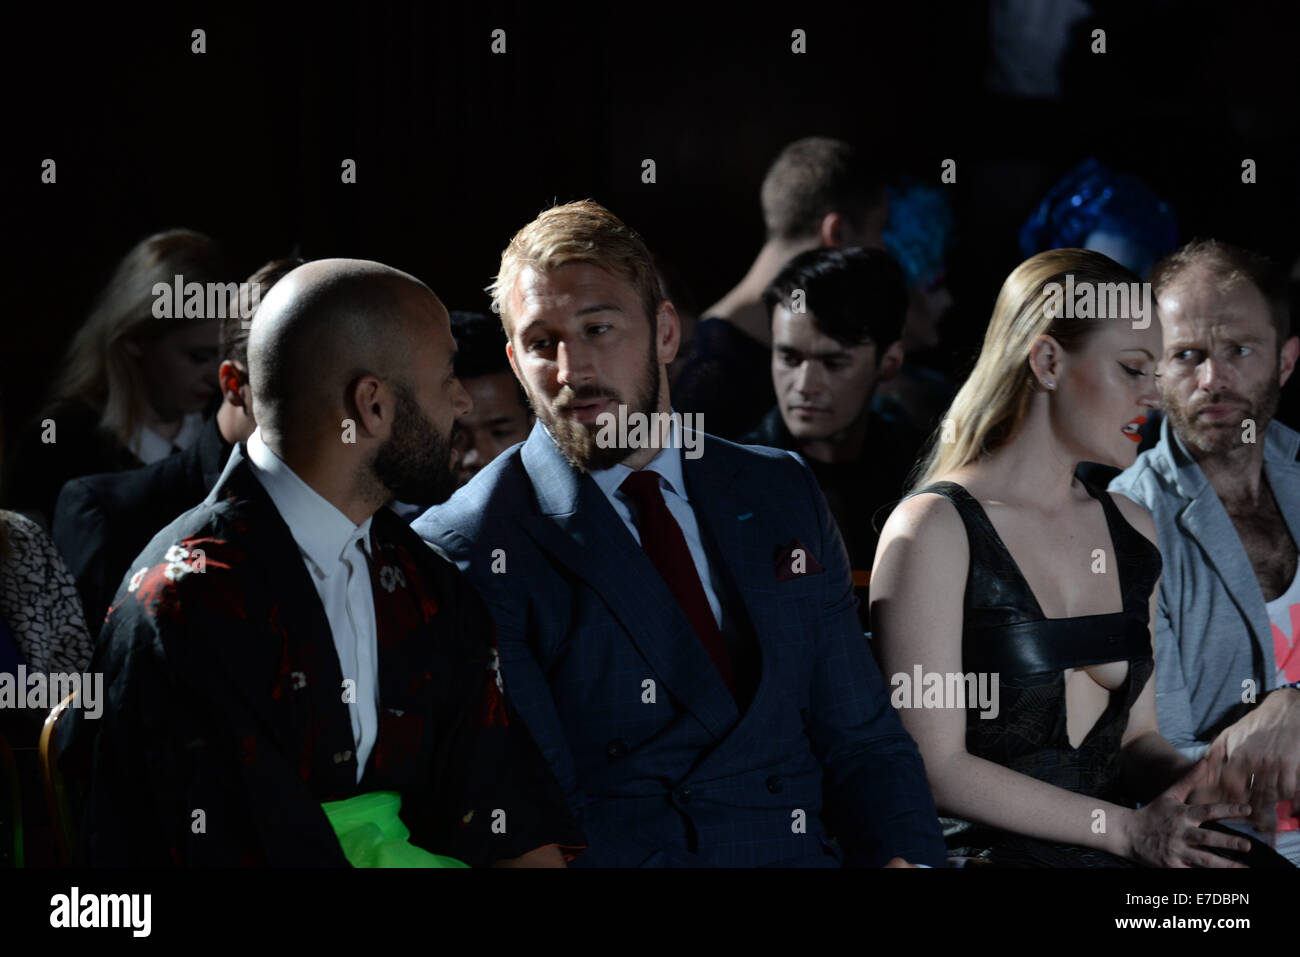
[884,857,921,868]
[1204,688,1300,831]
[493,844,567,868]
[1123,760,1252,867]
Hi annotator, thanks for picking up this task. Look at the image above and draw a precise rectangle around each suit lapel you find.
[364,511,442,784]
[683,441,787,756]
[519,424,739,739]
[215,446,362,792]
[367,512,432,710]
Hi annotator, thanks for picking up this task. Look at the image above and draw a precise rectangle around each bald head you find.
[248,258,446,439]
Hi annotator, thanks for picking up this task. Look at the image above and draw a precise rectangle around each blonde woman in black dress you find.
[872,249,1271,867]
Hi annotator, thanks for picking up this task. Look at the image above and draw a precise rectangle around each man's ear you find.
[1278,335,1299,388]
[818,211,845,248]
[219,360,247,406]
[506,340,522,384]
[1027,334,1062,389]
[350,375,389,439]
[876,339,905,383]
[655,300,681,365]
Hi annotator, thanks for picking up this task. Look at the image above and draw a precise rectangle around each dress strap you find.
[906,482,987,528]
[906,481,1035,617]
[1079,480,1163,614]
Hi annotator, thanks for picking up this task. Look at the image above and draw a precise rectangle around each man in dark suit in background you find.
[415,200,945,867]
[52,259,301,628]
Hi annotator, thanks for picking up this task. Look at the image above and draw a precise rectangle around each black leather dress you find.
[911,480,1159,867]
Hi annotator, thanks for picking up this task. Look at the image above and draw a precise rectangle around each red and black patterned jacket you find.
[60,444,585,866]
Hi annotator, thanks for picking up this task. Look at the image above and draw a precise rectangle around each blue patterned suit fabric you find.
[414,422,947,867]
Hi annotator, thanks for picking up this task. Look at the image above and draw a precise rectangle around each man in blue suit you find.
[414,200,945,867]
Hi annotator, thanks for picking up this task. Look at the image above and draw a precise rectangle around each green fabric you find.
[321,791,468,868]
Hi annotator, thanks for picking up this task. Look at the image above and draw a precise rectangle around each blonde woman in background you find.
[871,248,1291,867]
[2,230,226,528]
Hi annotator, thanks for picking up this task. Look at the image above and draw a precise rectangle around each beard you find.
[1162,360,1282,457]
[525,336,662,473]
[371,381,459,505]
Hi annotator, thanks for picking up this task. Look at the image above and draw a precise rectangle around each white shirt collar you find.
[245,427,373,577]
[590,440,690,503]
[128,411,205,465]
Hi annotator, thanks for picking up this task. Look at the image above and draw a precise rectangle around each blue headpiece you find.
[1019,158,1177,278]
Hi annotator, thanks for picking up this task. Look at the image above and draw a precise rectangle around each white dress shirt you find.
[589,440,723,628]
[245,428,379,783]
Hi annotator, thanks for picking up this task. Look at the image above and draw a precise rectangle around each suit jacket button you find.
[765,775,784,794]
[675,786,692,804]
[607,738,628,758]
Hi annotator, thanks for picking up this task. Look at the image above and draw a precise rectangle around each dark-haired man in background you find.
[673,137,889,439]
[448,310,533,489]
[742,247,913,627]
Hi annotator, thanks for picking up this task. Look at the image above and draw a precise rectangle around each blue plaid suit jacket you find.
[413,422,945,867]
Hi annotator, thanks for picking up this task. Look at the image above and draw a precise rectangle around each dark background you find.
[6,0,1300,444]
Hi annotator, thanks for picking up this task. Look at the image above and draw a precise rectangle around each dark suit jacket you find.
[1,400,143,527]
[52,415,231,629]
[60,443,584,866]
[414,422,946,867]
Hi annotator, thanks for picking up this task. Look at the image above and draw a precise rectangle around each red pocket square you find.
[774,538,825,581]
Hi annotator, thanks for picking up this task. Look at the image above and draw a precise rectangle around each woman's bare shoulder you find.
[876,484,970,569]
[873,484,971,629]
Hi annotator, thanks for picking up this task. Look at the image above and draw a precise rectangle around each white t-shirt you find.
[1255,563,1300,857]
[1265,562,1300,689]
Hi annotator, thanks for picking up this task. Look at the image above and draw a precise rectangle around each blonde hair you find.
[487,200,660,334]
[911,248,1139,490]
[48,229,224,448]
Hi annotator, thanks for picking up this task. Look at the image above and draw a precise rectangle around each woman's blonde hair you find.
[48,229,224,448]
[910,248,1139,491]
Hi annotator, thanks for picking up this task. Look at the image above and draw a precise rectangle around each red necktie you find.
[619,469,734,693]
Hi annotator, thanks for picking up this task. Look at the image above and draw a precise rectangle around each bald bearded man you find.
[60,259,583,867]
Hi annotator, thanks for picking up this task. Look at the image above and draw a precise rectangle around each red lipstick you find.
[1121,415,1147,442]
